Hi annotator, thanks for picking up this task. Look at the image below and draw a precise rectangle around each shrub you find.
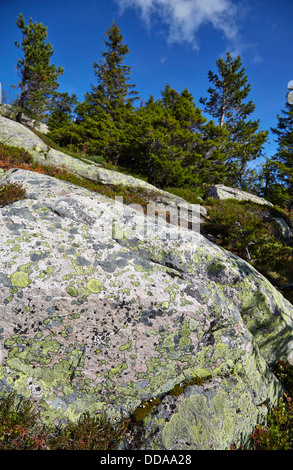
[0,393,131,450]
[164,186,205,204]
[0,393,47,450]
[48,412,130,450]
[203,199,293,290]
[203,199,272,257]
[246,361,293,450]
[0,181,26,207]
[0,143,33,170]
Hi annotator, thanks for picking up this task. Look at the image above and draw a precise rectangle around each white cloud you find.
[116,0,239,49]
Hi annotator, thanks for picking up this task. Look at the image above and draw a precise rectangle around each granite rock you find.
[0,168,293,449]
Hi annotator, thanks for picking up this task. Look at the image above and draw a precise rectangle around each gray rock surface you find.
[273,217,293,240]
[0,114,206,227]
[0,115,183,200]
[0,104,49,134]
[206,184,274,207]
[1,168,293,450]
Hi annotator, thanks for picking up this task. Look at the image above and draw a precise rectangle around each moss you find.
[131,398,160,423]
[131,372,212,424]
[169,374,211,397]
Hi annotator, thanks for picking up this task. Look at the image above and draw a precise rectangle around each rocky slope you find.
[1,116,293,450]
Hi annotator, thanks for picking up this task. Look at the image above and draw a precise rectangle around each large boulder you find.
[1,168,293,450]
[205,184,273,207]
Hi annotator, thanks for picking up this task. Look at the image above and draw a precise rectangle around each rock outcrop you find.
[0,105,49,134]
[205,184,274,207]
[1,167,293,450]
[0,116,183,201]
[0,115,207,228]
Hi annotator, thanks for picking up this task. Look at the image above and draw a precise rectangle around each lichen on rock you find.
[0,143,293,449]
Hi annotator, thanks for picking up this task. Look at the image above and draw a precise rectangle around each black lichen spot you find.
[138,308,164,327]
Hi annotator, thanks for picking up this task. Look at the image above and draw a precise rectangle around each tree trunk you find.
[16,78,26,124]
[220,91,226,128]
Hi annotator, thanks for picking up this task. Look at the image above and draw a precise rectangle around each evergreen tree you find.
[92,20,139,117]
[76,21,139,163]
[46,92,78,149]
[14,13,64,123]
[120,85,221,188]
[199,51,254,128]
[200,51,268,188]
[48,92,78,131]
[263,89,293,207]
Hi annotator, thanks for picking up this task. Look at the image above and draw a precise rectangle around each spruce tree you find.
[200,51,268,188]
[14,13,64,123]
[120,85,213,187]
[92,20,139,117]
[76,21,139,163]
[48,92,78,131]
[264,89,293,207]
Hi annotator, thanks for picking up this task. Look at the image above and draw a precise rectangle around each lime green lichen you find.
[66,286,78,297]
[87,278,104,293]
[7,337,61,366]
[11,244,21,252]
[188,318,199,331]
[10,271,30,288]
[161,301,169,309]
[105,362,128,378]
[121,288,130,296]
[120,341,132,352]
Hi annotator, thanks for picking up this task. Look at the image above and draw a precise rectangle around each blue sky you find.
[0,0,293,163]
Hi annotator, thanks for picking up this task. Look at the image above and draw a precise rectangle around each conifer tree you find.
[48,92,78,131]
[263,89,293,207]
[14,13,64,123]
[200,51,268,188]
[120,85,217,187]
[76,21,139,163]
[92,20,139,117]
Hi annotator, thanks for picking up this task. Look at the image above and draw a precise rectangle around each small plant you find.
[245,360,293,450]
[0,181,26,207]
[0,143,33,169]
[0,393,47,450]
[0,393,131,450]
[202,198,293,299]
[48,412,131,450]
